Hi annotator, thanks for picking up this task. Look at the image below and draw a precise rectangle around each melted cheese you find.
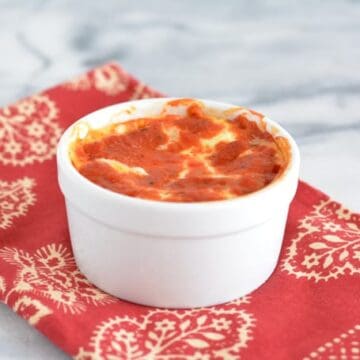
[70,100,289,202]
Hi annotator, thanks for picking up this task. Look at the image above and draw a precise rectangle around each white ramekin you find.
[57,98,300,308]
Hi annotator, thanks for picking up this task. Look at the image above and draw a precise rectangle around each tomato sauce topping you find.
[70,100,290,202]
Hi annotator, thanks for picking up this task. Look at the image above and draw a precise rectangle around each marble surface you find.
[0,0,359,358]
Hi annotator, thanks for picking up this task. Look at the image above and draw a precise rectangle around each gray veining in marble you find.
[0,0,359,358]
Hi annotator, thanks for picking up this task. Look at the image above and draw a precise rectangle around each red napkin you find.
[0,63,359,359]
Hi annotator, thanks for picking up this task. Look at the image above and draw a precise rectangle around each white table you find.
[0,0,359,358]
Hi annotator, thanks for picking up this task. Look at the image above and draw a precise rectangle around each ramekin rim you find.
[57,97,300,210]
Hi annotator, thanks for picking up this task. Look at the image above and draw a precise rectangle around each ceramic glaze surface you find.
[57,98,300,309]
